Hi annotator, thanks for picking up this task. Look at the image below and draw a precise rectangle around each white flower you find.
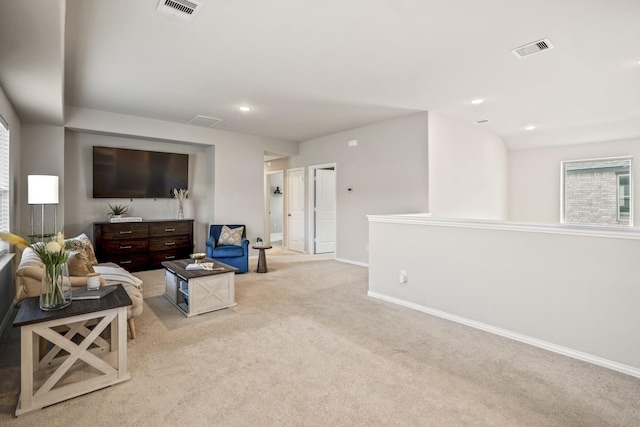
[45,241,63,253]
[173,188,188,202]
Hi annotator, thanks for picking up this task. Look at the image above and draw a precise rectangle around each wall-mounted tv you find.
[93,146,188,198]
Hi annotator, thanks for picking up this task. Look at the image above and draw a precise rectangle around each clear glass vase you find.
[40,262,72,311]
[178,203,184,220]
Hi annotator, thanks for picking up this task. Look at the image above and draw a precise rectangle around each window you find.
[0,115,9,253]
[561,157,632,226]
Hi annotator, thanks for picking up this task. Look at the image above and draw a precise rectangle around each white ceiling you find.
[2,0,640,150]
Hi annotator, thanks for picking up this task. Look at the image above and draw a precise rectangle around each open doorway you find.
[308,163,337,255]
[266,171,284,247]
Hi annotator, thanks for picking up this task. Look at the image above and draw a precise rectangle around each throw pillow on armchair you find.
[217,225,244,246]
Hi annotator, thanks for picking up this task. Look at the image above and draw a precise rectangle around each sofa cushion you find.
[212,245,245,257]
[217,225,244,246]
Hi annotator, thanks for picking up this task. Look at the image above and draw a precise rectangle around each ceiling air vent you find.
[188,115,224,128]
[157,0,202,22]
[511,38,554,58]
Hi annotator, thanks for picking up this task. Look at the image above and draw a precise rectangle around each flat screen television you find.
[93,146,188,198]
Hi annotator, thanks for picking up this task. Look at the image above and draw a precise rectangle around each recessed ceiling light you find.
[470,98,484,105]
[525,125,536,131]
[238,106,252,112]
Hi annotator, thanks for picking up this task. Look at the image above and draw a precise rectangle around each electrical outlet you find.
[399,270,408,283]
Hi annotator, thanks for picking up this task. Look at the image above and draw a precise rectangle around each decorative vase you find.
[40,262,72,311]
[173,188,188,220]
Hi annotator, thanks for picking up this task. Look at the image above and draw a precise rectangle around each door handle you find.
[288,214,292,216]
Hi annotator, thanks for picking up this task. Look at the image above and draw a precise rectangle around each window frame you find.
[560,156,633,227]
[617,173,631,222]
[0,115,9,253]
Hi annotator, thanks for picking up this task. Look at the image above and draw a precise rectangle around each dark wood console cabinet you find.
[94,219,194,271]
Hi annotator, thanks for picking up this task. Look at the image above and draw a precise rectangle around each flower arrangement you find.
[0,231,72,310]
[173,188,188,220]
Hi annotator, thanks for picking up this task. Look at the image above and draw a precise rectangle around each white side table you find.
[13,284,132,416]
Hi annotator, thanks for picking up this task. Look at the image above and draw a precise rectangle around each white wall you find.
[268,173,284,234]
[20,124,65,236]
[266,112,430,264]
[509,137,640,224]
[428,112,508,220]
[212,136,265,247]
[368,215,640,377]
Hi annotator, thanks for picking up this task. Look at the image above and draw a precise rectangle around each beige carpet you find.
[1,249,639,426]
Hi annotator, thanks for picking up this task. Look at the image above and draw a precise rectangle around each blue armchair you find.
[205,225,249,273]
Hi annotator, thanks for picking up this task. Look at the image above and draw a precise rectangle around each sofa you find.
[15,233,144,339]
[205,225,249,273]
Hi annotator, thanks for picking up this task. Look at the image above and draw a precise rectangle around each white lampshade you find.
[28,175,59,205]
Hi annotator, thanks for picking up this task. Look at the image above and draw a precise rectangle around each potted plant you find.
[108,203,129,218]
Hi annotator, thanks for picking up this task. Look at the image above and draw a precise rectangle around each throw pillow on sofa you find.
[66,233,99,276]
[217,225,244,246]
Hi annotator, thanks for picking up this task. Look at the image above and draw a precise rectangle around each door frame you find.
[307,163,337,255]
[264,170,284,245]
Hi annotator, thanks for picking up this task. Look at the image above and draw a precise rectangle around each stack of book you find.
[109,216,143,223]
[72,285,118,300]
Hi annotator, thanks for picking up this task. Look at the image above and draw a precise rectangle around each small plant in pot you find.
[108,203,129,218]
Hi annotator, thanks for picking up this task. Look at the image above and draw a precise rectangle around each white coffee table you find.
[162,258,238,317]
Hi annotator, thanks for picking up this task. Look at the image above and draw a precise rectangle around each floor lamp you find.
[28,175,59,239]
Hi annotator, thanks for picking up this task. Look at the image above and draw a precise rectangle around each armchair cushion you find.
[211,245,245,257]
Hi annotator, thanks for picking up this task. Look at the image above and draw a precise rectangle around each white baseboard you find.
[367,291,640,379]
[335,258,368,268]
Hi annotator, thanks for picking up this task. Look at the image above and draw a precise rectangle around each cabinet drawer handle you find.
[164,228,176,232]
[165,255,176,260]
[120,231,132,234]
[120,245,132,249]
[165,242,175,246]
[120,260,132,265]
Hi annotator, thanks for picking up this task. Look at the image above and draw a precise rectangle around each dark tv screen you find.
[93,146,188,198]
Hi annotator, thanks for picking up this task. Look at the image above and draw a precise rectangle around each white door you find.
[314,169,336,253]
[287,169,305,252]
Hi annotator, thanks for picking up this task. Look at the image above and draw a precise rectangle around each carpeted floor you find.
[1,249,639,426]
